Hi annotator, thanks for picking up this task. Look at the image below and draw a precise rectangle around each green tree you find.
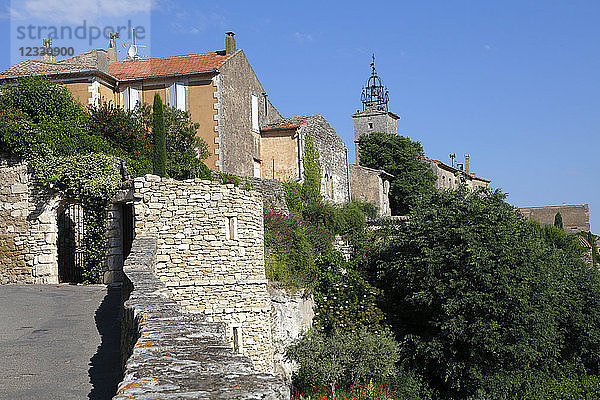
[0,77,108,156]
[152,94,167,177]
[357,131,436,215]
[366,187,600,398]
[286,327,401,395]
[554,211,563,229]
[301,131,322,206]
[88,102,210,179]
[0,77,122,283]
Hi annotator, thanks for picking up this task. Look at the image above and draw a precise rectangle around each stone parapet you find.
[115,235,288,399]
[132,175,275,373]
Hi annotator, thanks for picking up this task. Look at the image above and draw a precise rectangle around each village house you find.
[423,155,491,190]
[0,32,350,204]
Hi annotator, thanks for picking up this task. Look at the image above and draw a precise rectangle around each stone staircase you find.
[113,236,289,399]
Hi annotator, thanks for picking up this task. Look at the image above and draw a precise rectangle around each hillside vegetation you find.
[271,132,600,399]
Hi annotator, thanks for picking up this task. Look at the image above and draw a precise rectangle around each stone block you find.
[11,183,27,194]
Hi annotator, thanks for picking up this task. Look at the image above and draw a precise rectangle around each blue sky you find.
[1,1,599,231]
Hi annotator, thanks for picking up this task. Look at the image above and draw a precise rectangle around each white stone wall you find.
[132,175,275,373]
[269,285,314,386]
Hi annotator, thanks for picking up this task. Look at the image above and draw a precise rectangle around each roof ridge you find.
[111,49,239,65]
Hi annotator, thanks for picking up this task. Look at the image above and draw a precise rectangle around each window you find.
[225,216,238,240]
[232,326,241,354]
[168,82,186,111]
[253,160,261,178]
[122,86,139,111]
[251,94,259,131]
[368,122,374,129]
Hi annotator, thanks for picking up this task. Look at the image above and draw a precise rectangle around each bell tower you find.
[352,55,399,165]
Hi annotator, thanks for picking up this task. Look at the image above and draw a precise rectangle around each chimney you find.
[464,154,470,174]
[41,38,55,63]
[225,32,236,55]
[108,32,119,64]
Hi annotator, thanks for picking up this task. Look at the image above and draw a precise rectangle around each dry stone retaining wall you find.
[132,175,275,373]
[116,235,288,399]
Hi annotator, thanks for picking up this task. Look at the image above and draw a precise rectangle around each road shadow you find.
[88,284,123,400]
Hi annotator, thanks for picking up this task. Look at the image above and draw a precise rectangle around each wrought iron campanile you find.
[360,55,389,111]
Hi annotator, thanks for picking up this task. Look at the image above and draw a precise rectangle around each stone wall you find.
[269,285,315,386]
[0,154,126,284]
[299,115,350,204]
[349,164,391,217]
[219,50,282,177]
[131,175,275,373]
[115,235,289,399]
[211,171,289,213]
[0,155,34,283]
[520,204,591,233]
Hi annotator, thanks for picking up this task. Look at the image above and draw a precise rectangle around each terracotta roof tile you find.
[107,50,236,80]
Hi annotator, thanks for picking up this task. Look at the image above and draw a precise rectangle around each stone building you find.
[348,165,392,217]
[350,57,490,211]
[520,204,591,233]
[261,114,350,204]
[348,57,395,215]
[0,32,281,176]
[423,155,491,190]
[0,32,354,203]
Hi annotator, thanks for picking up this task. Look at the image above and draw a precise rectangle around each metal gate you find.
[58,203,85,283]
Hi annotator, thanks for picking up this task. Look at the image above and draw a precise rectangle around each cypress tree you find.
[554,211,563,230]
[152,93,167,177]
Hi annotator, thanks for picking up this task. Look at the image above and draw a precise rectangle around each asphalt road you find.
[0,284,122,400]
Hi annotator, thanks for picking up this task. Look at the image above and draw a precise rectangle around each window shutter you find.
[129,87,139,110]
[122,87,129,110]
[168,83,176,107]
[176,82,186,111]
[251,94,259,131]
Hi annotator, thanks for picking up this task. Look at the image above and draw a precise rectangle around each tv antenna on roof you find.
[122,28,146,60]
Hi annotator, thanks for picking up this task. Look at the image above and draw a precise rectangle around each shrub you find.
[554,211,563,229]
[284,180,304,212]
[286,327,401,395]
[367,187,600,398]
[312,251,384,334]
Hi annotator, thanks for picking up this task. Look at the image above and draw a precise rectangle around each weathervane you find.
[360,54,389,111]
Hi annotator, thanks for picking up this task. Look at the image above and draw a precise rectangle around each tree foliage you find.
[88,101,210,179]
[554,211,563,229]
[357,131,436,215]
[286,327,401,394]
[152,94,167,177]
[301,131,322,206]
[365,187,600,398]
[0,77,107,156]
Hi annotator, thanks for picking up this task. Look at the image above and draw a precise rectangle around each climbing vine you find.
[30,154,122,282]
